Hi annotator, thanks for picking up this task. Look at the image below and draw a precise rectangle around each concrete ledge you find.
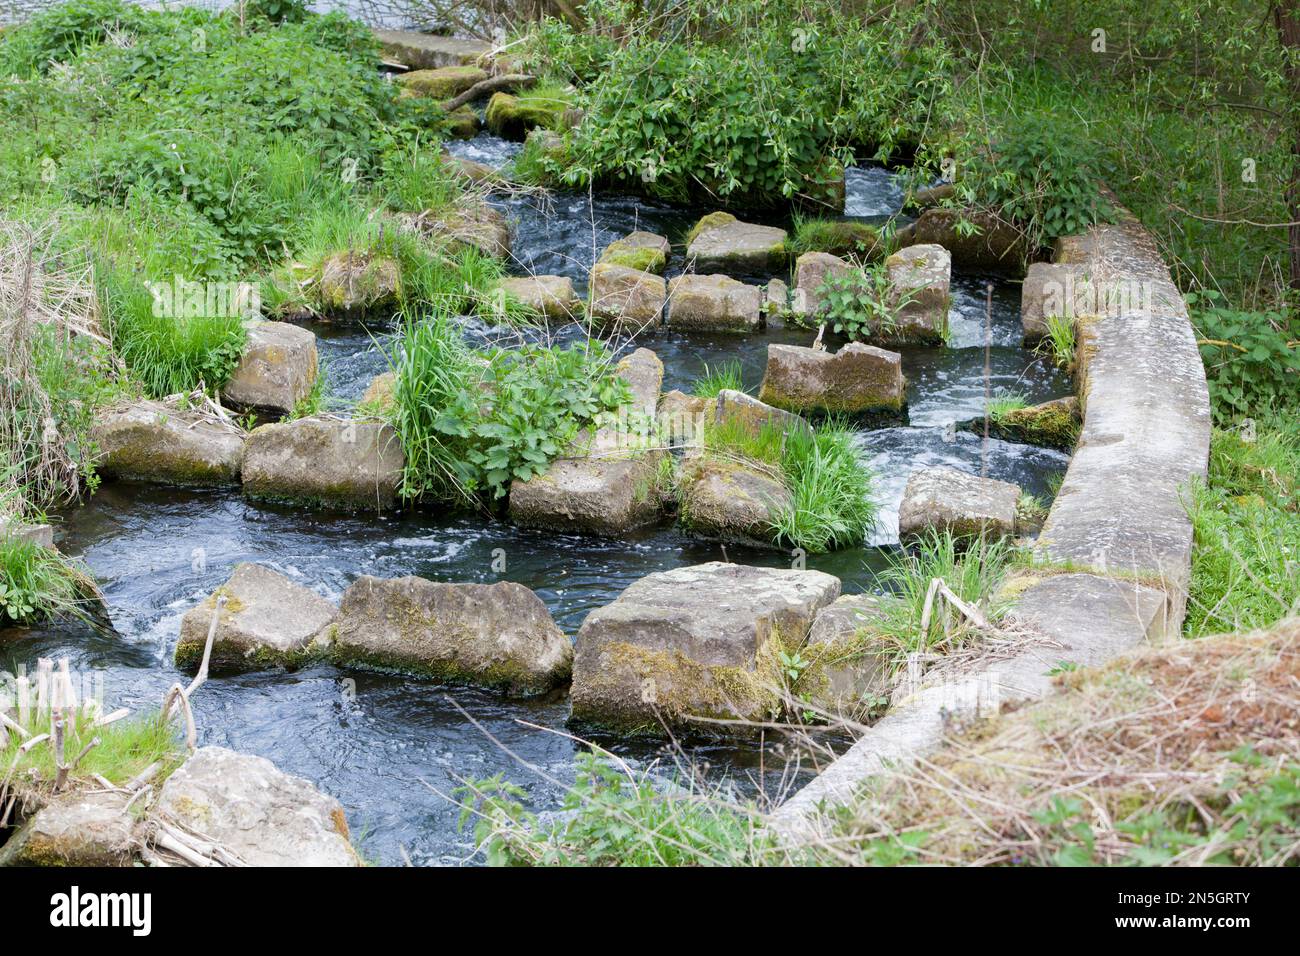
[769,203,1211,837]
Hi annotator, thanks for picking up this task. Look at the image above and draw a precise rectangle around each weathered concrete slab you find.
[241,417,405,510]
[221,321,318,417]
[374,29,490,69]
[666,274,763,332]
[897,465,1019,541]
[759,342,905,415]
[92,400,246,486]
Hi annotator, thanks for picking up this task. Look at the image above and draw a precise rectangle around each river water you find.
[1,30,1070,860]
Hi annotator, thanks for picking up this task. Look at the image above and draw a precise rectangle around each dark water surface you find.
[10,131,1070,865]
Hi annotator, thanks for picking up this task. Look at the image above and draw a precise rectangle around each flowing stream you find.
[11,132,1071,866]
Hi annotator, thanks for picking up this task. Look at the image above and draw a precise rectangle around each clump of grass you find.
[788,216,884,259]
[0,536,96,625]
[987,390,1027,422]
[1184,414,1300,637]
[1039,313,1076,370]
[691,361,745,399]
[875,530,1015,655]
[0,710,184,791]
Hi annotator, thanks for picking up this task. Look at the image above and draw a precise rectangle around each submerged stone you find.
[323,575,572,695]
[92,400,246,486]
[758,342,905,416]
[587,263,667,330]
[666,274,763,332]
[241,417,405,510]
[570,562,841,736]
[175,563,338,670]
[220,321,318,418]
[897,465,1020,541]
[685,212,788,274]
[156,746,360,867]
[443,107,480,139]
[599,231,671,274]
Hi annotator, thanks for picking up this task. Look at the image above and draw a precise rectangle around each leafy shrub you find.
[962,113,1117,253]
[391,315,630,504]
[0,537,93,624]
[0,0,148,76]
[812,264,912,340]
[1189,292,1300,422]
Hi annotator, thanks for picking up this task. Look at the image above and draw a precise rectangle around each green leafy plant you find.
[0,537,93,624]
[1039,313,1076,371]
[814,264,915,341]
[1189,292,1300,422]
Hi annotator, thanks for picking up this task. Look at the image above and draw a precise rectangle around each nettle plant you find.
[815,264,914,340]
[1188,290,1300,421]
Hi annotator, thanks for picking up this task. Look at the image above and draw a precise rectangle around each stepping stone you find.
[241,417,405,510]
[359,371,396,412]
[884,243,950,344]
[758,343,905,416]
[157,747,360,866]
[678,457,791,549]
[394,65,487,98]
[599,231,670,274]
[896,207,1027,270]
[441,153,498,184]
[685,212,787,273]
[666,274,763,332]
[374,29,490,69]
[709,389,810,439]
[92,400,246,486]
[316,252,401,319]
[221,321,318,418]
[497,275,579,320]
[0,517,54,548]
[657,389,708,448]
[1022,261,1088,344]
[790,251,851,318]
[0,791,135,867]
[323,576,572,695]
[175,563,338,670]
[897,465,1020,541]
[570,561,841,736]
[587,263,666,330]
[797,594,893,721]
[509,348,665,535]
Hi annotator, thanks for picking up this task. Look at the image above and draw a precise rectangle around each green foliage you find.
[1038,313,1076,370]
[0,0,148,76]
[789,217,884,258]
[391,315,631,504]
[987,391,1028,421]
[457,753,771,866]
[530,1,952,206]
[876,530,1015,654]
[0,710,184,787]
[691,361,744,399]
[961,113,1117,253]
[1184,415,1300,637]
[1189,292,1300,422]
[0,537,92,624]
[812,264,911,341]
[242,0,311,25]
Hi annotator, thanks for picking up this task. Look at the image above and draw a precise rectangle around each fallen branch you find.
[442,73,536,113]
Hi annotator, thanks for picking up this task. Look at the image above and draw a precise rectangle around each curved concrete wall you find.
[771,205,1211,835]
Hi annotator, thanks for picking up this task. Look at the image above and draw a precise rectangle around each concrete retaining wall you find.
[770,205,1211,835]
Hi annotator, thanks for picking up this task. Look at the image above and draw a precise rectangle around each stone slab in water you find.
[156,746,361,867]
[897,207,1027,270]
[509,349,665,534]
[599,230,670,274]
[324,575,572,695]
[587,263,666,330]
[885,243,950,344]
[1021,260,1087,344]
[241,417,404,510]
[897,465,1019,540]
[685,212,788,274]
[710,388,810,439]
[175,562,338,670]
[316,252,401,319]
[374,29,491,69]
[395,65,488,98]
[759,342,904,415]
[91,400,246,486]
[678,456,792,549]
[0,517,54,548]
[497,274,579,320]
[799,593,893,721]
[221,321,318,418]
[666,274,763,332]
[791,251,851,318]
[571,561,841,736]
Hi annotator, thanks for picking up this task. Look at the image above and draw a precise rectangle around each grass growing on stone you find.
[691,361,745,399]
[788,217,884,259]
[1038,314,1076,371]
[987,391,1028,422]
[1184,413,1300,638]
[703,416,878,552]
[0,710,184,791]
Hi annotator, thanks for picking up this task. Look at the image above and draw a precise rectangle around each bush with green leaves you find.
[0,536,93,625]
[811,264,911,341]
[1188,291,1300,422]
[391,315,631,505]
